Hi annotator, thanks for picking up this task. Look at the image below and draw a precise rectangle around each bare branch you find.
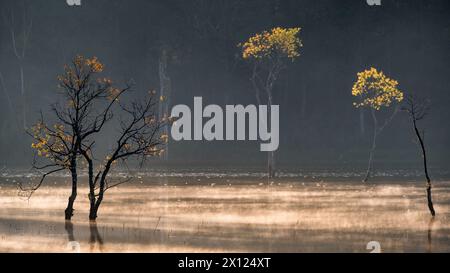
[18,167,65,200]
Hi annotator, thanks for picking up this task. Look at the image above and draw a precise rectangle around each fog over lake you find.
[1,0,449,253]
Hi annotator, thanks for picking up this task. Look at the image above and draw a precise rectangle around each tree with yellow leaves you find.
[352,67,404,182]
[25,55,169,221]
[239,27,302,178]
[25,118,76,208]
[25,55,128,220]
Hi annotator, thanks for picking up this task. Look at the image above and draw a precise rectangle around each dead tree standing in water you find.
[85,93,168,220]
[23,55,125,220]
[402,94,435,216]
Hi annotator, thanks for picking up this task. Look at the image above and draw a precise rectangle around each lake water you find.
[0,172,449,252]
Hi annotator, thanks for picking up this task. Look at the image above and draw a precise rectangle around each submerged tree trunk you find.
[89,191,102,221]
[84,155,96,221]
[89,163,111,221]
[80,148,101,221]
[363,109,378,182]
[363,106,400,182]
[89,200,100,221]
[65,157,77,220]
[251,63,279,179]
[413,120,435,216]
[363,130,377,182]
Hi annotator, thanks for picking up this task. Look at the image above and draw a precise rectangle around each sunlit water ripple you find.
[0,171,449,252]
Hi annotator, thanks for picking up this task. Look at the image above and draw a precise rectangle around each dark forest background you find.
[0,0,449,171]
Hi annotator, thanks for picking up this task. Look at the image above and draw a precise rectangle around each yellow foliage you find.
[239,27,302,60]
[145,146,159,156]
[30,122,72,167]
[107,87,121,101]
[123,143,132,151]
[351,67,403,110]
[104,155,117,166]
[74,55,84,68]
[97,77,112,84]
[160,134,169,143]
[57,55,105,92]
[85,56,104,73]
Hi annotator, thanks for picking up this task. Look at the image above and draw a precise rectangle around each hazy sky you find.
[0,0,449,169]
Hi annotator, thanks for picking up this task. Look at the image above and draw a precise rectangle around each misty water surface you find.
[0,172,449,252]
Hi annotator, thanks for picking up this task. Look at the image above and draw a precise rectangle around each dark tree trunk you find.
[89,180,104,220]
[89,193,104,221]
[85,155,96,221]
[81,149,101,221]
[89,204,100,221]
[80,149,97,220]
[65,157,77,220]
[89,188,102,221]
[413,120,435,216]
[89,164,110,221]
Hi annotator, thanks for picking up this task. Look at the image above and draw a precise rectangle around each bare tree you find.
[24,55,126,220]
[402,94,435,216]
[83,93,168,220]
[25,55,167,221]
